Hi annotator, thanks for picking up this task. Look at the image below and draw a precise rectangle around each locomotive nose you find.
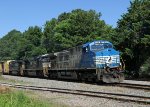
[94,48,120,68]
[106,56,112,66]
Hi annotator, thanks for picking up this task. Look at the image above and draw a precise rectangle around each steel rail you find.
[114,83,150,91]
[0,82,150,105]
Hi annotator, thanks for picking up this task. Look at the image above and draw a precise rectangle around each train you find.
[0,40,125,83]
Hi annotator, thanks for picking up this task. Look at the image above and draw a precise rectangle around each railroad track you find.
[112,83,150,91]
[2,75,150,91]
[0,82,150,105]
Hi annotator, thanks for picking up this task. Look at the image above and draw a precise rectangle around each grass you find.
[0,86,63,107]
[0,75,67,107]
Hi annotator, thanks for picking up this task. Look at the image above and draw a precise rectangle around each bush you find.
[139,57,150,78]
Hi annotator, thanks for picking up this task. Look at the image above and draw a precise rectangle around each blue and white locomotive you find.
[42,40,124,83]
[0,40,124,83]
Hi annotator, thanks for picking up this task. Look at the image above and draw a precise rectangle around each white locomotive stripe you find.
[94,55,120,64]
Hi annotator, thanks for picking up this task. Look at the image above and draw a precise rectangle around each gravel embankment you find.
[123,80,150,85]
[1,75,150,107]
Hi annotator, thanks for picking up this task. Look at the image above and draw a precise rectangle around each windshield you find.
[103,43,113,48]
[91,45,104,51]
[10,62,19,69]
[91,43,113,52]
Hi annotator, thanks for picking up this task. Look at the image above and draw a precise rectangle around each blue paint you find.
[79,40,121,69]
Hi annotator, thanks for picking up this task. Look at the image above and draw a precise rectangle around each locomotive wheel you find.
[9,71,12,75]
[23,70,28,77]
[92,78,97,82]
[102,73,124,83]
[36,70,44,78]
[77,72,82,81]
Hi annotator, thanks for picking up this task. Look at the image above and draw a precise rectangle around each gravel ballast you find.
[1,75,150,107]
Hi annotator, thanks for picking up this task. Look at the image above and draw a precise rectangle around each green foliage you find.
[115,0,150,77]
[24,26,43,46]
[18,26,46,60]
[0,91,50,107]
[43,18,58,52]
[0,9,114,60]
[139,57,150,77]
[0,26,47,61]
[43,9,114,52]
[1,5,150,78]
[0,30,22,60]
[15,37,33,60]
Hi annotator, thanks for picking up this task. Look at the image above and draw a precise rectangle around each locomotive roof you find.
[82,40,112,48]
[38,40,113,57]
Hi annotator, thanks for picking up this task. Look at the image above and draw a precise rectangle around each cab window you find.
[103,43,113,49]
[90,43,113,52]
[91,44,104,52]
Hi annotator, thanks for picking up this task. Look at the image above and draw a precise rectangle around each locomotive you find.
[0,40,124,83]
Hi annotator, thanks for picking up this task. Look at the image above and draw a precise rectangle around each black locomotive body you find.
[0,40,125,83]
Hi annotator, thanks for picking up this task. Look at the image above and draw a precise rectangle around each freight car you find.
[0,40,125,83]
[0,60,22,75]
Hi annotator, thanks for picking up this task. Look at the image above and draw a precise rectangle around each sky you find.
[0,0,131,37]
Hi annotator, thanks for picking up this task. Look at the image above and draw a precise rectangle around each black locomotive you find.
[0,40,125,83]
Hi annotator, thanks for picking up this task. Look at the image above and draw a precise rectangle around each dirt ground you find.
[0,86,10,93]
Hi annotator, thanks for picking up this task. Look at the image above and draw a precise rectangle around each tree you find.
[19,26,46,59]
[0,9,115,63]
[42,18,58,52]
[43,9,114,52]
[0,30,22,60]
[115,0,150,77]
[23,26,43,46]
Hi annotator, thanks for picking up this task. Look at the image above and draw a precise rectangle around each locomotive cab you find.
[87,40,124,83]
[9,60,22,75]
